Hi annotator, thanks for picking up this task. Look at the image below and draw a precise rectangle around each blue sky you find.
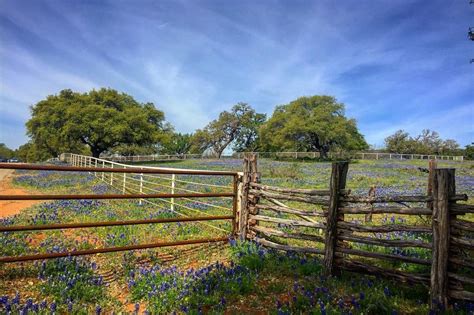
[0,0,473,149]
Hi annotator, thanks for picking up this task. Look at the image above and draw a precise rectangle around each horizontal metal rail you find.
[0,163,238,176]
[0,215,234,232]
[0,160,239,263]
[0,237,229,263]
[0,192,234,200]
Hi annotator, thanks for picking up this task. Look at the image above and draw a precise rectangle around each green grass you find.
[0,158,473,313]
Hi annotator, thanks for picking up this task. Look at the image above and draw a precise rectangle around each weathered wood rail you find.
[237,154,474,306]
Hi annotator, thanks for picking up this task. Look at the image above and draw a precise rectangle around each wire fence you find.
[63,153,241,234]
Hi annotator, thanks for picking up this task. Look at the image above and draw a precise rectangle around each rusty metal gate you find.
[0,163,239,263]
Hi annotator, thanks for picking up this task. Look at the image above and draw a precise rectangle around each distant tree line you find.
[2,88,471,162]
[384,130,466,156]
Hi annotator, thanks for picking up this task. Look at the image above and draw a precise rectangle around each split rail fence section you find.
[237,155,474,305]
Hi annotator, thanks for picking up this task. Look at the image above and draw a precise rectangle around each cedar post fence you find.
[241,156,473,304]
[238,154,259,239]
[247,155,260,239]
[430,168,455,308]
[323,162,349,276]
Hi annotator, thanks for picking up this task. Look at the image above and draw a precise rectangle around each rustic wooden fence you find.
[237,154,474,306]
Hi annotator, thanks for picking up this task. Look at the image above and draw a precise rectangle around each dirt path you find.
[0,170,42,219]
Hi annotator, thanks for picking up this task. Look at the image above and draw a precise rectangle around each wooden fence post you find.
[238,154,258,239]
[324,161,349,276]
[364,186,376,222]
[247,155,260,239]
[430,168,455,309]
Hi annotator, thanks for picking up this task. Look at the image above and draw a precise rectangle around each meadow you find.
[0,158,473,314]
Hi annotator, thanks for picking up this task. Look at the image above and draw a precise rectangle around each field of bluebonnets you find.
[0,158,473,314]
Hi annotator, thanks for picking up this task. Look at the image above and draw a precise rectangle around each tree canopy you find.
[26,88,168,158]
[0,143,14,160]
[192,103,265,158]
[162,133,194,155]
[259,96,368,157]
[385,129,460,155]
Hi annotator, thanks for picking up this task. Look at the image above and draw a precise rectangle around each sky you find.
[0,0,473,150]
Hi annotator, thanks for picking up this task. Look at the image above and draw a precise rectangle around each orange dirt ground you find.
[0,169,42,219]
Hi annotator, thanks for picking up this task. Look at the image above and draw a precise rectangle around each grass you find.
[0,158,473,313]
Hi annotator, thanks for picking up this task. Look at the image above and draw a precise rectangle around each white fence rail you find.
[60,153,238,233]
[91,151,464,163]
[234,151,464,161]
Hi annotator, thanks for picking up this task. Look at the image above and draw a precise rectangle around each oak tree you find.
[259,96,367,158]
[26,88,168,158]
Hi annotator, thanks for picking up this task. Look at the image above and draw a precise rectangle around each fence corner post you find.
[238,153,257,239]
[430,168,455,309]
[324,161,349,277]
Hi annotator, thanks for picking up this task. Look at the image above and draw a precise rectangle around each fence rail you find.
[59,151,464,164]
[0,160,239,263]
[237,154,473,305]
[60,153,240,231]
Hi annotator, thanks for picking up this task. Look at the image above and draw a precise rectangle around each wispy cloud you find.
[0,0,472,149]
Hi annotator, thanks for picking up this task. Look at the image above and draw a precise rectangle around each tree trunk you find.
[320,146,329,159]
[90,147,103,158]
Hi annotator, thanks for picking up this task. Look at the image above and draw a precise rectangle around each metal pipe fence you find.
[0,160,240,263]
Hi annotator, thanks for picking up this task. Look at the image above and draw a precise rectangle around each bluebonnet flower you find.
[50,301,57,313]
[39,300,47,309]
[338,298,344,309]
[12,293,20,305]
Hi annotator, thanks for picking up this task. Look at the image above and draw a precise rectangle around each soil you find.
[0,169,43,218]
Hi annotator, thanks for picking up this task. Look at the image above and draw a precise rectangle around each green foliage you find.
[192,103,265,157]
[0,143,15,159]
[385,129,461,155]
[39,257,105,305]
[26,88,169,158]
[162,132,194,154]
[259,95,368,158]
[266,162,303,179]
[15,141,58,162]
[129,262,255,313]
[465,143,474,160]
[233,110,266,152]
